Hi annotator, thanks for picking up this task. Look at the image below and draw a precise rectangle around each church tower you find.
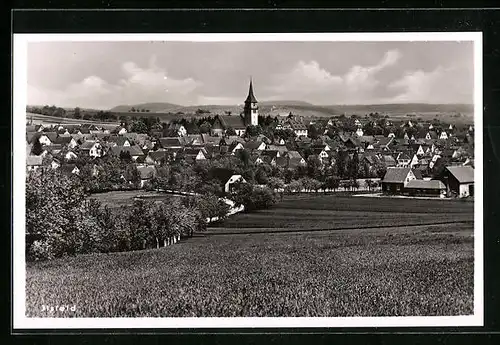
[244,78,259,126]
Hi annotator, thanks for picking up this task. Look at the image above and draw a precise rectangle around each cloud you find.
[386,64,473,104]
[344,49,401,92]
[267,49,402,104]
[27,57,202,109]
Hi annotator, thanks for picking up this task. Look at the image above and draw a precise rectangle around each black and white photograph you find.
[13,32,483,328]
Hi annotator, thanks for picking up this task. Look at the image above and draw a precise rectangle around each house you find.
[137,166,156,188]
[211,114,248,137]
[184,148,207,161]
[158,137,189,149]
[145,150,170,165]
[53,136,72,146]
[39,132,58,146]
[381,167,417,194]
[441,166,474,197]
[80,141,105,158]
[110,145,145,161]
[168,123,187,137]
[108,136,131,147]
[65,151,78,161]
[289,120,308,137]
[245,140,266,151]
[26,155,43,171]
[409,154,420,168]
[68,137,80,149]
[403,179,447,198]
[224,174,246,193]
[210,168,247,193]
[51,158,61,170]
[229,142,245,155]
[380,154,397,168]
[26,132,41,144]
[395,152,413,167]
[439,131,449,140]
[60,164,80,176]
[112,126,128,135]
[355,128,364,137]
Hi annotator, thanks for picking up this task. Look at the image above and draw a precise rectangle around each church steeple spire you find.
[245,77,258,104]
[243,78,259,127]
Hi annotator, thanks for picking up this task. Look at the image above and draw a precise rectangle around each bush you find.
[232,183,277,212]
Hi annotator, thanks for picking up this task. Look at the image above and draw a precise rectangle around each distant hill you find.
[105,101,475,124]
[110,102,182,113]
[323,103,474,116]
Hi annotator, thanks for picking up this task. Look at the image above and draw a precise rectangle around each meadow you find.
[209,195,473,234]
[25,195,474,317]
[89,190,180,209]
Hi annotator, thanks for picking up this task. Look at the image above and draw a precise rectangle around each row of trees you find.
[26,169,207,261]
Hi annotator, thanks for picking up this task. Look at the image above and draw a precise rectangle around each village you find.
[26,80,475,200]
[21,37,478,321]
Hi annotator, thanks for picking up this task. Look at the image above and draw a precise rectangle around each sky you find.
[27,40,474,110]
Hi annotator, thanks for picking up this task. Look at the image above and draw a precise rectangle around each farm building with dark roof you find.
[381,167,417,194]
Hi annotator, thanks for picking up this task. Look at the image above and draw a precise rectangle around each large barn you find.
[441,166,475,197]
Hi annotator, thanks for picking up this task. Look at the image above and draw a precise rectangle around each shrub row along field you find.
[210,195,473,233]
[26,222,473,317]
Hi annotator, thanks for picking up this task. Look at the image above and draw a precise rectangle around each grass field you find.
[89,190,180,209]
[209,195,473,234]
[25,195,474,317]
[26,113,119,127]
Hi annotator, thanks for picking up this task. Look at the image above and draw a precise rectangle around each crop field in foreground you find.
[26,217,474,317]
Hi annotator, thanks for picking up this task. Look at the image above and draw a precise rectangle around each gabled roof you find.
[26,155,43,166]
[53,136,72,145]
[286,150,303,159]
[267,144,288,152]
[80,141,98,150]
[382,167,411,183]
[381,155,396,166]
[223,115,247,129]
[245,140,265,150]
[228,141,245,152]
[274,156,288,167]
[405,179,446,189]
[42,144,63,153]
[159,137,185,148]
[147,150,169,162]
[26,132,41,144]
[110,145,144,157]
[40,132,58,142]
[446,166,474,183]
[412,169,423,180]
[184,147,205,156]
[108,136,130,146]
[289,157,306,167]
